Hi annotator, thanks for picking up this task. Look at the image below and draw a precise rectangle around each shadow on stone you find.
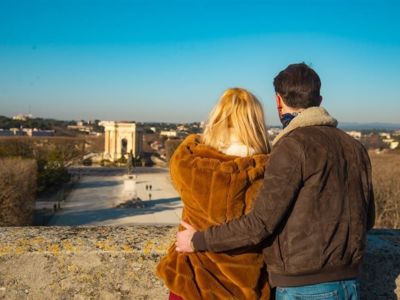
[75,180,122,189]
[359,229,400,299]
[46,197,182,226]
[143,197,181,207]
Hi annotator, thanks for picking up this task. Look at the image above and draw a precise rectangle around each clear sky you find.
[0,0,399,125]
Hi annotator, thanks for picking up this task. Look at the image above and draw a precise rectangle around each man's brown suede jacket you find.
[192,107,375,288]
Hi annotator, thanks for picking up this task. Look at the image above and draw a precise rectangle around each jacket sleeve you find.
[192,136,304,252]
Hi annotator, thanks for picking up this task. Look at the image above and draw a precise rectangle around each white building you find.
[346,131,362,140]
[12,114,33,121]
[393,130,400,136]
[390,141,399,150]
[67,124,93,133]
[177,125,187,131]
[23,128,54,137]
[379,132,391,139]
[160,130,177,138]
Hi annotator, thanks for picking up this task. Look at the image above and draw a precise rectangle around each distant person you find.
[176,63,375,300]
[157,88,272,300]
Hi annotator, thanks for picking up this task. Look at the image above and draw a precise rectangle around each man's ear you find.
[275,93,284,117]
[276,93,283,108]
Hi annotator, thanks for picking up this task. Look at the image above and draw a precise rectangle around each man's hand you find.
[176,221,197,253]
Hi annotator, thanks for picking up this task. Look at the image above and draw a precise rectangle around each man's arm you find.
[366,161,375,231]
[191,136,305,252]
[367,186,375,231]
[362,145,375,231]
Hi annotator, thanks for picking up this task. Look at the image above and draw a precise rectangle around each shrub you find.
[0,158,37,226]
[0,137,82,194]
[116,155,127,164]
[36,158,70,193]
[0,138,34,158]
[165,139,183,163]
[82,158,93,166]
[370,151,400,229]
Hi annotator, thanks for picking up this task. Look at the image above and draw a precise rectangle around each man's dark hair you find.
[273,63,321,108]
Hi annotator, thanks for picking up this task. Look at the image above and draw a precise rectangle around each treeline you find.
[0,115,75,130]
[0,137,87,193]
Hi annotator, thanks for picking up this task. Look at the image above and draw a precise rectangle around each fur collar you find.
[177,134,268,182]
[272,107,338,145]
[185,134,265,163]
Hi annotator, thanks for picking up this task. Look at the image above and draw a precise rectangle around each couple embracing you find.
[157,63,375,300]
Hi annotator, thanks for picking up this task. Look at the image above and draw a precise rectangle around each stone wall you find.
[0,226,399,300]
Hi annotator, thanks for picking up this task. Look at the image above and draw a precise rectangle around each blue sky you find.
[0,0,399,125]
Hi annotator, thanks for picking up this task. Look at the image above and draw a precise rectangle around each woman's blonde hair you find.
[202,88,271,155]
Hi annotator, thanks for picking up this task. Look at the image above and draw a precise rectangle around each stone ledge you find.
[0,226,399,300]
[0,226,175,300]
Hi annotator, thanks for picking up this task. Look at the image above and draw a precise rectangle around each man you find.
[176,63,375,299]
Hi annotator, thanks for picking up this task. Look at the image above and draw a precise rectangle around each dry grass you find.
[0,157,37,226]
[369,151,400,229]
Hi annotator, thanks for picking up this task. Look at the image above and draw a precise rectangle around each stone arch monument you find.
[100,121,143,161]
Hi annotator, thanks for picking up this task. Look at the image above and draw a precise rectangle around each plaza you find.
[47,167,182,226]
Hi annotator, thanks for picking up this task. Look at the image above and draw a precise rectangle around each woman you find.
[157,88,272,300]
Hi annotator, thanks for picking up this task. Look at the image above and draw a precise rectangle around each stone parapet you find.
[0,226,399,300]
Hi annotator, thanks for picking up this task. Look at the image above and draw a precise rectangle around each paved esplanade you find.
[47,167,182,226]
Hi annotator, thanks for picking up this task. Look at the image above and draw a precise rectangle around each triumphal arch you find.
[100,121,143,161]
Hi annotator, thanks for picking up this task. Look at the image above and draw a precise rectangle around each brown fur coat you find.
[156,135,271,300]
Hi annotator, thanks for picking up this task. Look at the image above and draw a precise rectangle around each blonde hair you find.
[202,88,271,155]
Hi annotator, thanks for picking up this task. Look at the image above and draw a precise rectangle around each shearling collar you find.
[272,106,338,145]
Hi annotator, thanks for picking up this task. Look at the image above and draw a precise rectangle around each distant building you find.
[9,128,24,136]
[23,128,55,137]
[67,124,93,134]
[177,125,187,131]
[390,141,399,150]
[160,130,178,138]
[100,121,143,161]
[0,129,14,136]
[379,132,391,139]
[0,128,54,137]
[346,131,362,140]
[268,128,283,140]
[150,141,163,151]
[393,130,400,136]
[382,138,394,144]
[12,114,33,121]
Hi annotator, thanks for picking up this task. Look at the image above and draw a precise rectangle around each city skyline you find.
[1,0,399,125]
